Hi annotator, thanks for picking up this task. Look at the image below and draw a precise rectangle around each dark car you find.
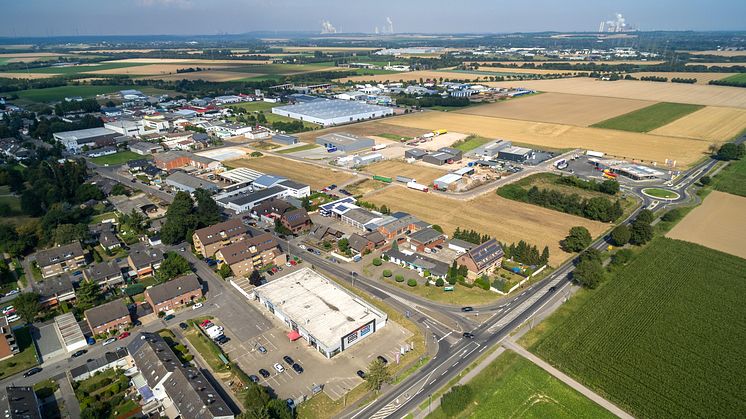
[259,369,271,378]
[249,375,260,383]
[283,355,294,365]
[548,286,557,293]
[23,367,42,377]
[215,335,229,344]
[179,322,188,330]
[377,355,388,365]
[356,370,366,379]
[461,306,474,312]
[462,332,475,339]
[292,363,303,374]
[71,349,87,358]
[164,314,175,321]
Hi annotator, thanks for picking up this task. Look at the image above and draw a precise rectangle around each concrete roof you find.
[254,268,386,348]
[52,127,117,141]
[275,99,390,120]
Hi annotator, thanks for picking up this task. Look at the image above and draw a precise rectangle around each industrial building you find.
[433,173,463,190]
[54,312,87,353]
[2,387,41,419]
[53,127,119,154]
[316,132,375,152]
[217,185,288,213]
[253,268,387,358]
[272,134,298,145]
[589,159,665,180]
[273,99,393,127]
[470,139,512,158]
[165,172,219,193]
[422,147,462,166]
[405,148,427,160]
[498,146,533,162]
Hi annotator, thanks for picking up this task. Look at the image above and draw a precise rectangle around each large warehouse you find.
[272,99,394,127]
[253,268,387,358]
[53,127,119,154]
[316,132,375,152]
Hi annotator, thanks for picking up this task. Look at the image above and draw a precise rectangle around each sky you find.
[1,0,745,37]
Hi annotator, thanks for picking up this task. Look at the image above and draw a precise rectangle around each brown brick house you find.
[253,199,312,234]
[127,243,164,278]
[85,299,132,336]
[192,219,248,258]
[215,233,285,278]
[0,317,19,361]
[456,239,504,280]
[280,208,312,234]
[144,274,203,314]
[406,227,446,252]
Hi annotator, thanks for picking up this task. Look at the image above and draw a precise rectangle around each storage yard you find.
[649,106,746,141]
[363,160,449,185]
[226,155,354,190]
[364,186,607,265]
[666,191,746,259]
[457,93,655,126]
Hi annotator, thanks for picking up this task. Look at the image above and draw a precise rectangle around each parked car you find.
[377,355,388,365]
[267,270,275,276]
[306,247,314,253]
[257,345,267,354]
[292,363,303,374]
[164,314,175,321]
[5,314,19,323]
[215,335,229,345]
[283,355,294,365]
[249,375,260,383]
[103,338,117,346]
[23,367,42,378]
[285,262,292,267]
[192,303,203,310]
[6,289,18,296]
[259,369,270,378]
[118,332,130,340]
[2,306,14,315]
[200,319,212,327]
[299,244,306,250]
[289,260,297,266]
[179,322,188,330]
[71,349,87,358]
[461,306,474,312]
[356,370,366,379]
[286,398,295,409]
[462,332,474,339]
[273,363,285,373]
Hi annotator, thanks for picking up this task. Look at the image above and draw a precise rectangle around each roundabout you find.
[641,187,680,200]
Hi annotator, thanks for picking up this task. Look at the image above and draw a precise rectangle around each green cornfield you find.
[531,237,746,418]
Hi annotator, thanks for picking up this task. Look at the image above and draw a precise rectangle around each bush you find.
[441,385,474,416]
[474,276,490,290]
[610,248,634,267]
[662,208,685,223]
[382,270,392,278]
[124,283,145,296]
[395,275,405,283]
[407,279,417,287]
[699,175,712,186]
[435,278,444,287]
[372,258,382,266]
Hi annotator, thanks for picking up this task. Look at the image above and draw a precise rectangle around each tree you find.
[110,183,129,196]
[540,246,550,265]
[248,269,263,286]
[76,280,101,312]
[156,252,191,282]
[54,223,88,245]
[365,359,392,392]
[14,292,40,324]
[240,383,271,419]
[610,248,634,267]
[699,175,712,186]
[573,258,604,289]
[636,209,655,225]
[716,143,745,161]
[435,277,444,287]
[337,238,350,253]
[218,263,233,279]
[121,208,148,235]
[407,279,417,287]
[610,225,631,246]
[431,224,443,233]
[266,399,292,419]
[630,221,653,245]
[560,226,592,253]
[599,179,620,195]
[161,192,195,245]
[193,188,220,227]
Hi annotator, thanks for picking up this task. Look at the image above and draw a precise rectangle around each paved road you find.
[92,163,175,203]
[56,373,81,419]
[503,340,633,419]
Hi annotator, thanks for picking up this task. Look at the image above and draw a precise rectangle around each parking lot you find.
[206,296,414,402]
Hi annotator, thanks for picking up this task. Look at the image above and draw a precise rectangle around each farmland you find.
[427,350,615,419]
[721,73,746,83]
[666,191,746,258]
[296,120,426,143]
[456,93,655,126]
[9,84,177,103]
[590,102,704,132]
[487,78,746,108]
[16,62,143,75]
[650,106,746,141]
[386,111,710,167]
[530,237,746,419]
[335,70,502,84]
[363,160,448,185]
[226,156,354,190]
[365,186,607,265]
[713,156,746,196]
[628,71,738,84]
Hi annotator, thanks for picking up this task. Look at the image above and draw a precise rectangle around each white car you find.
[6,314,20,323]
[285,262,292,267]
[298,244,306,250]
[273,363,285,373]
[103,338,117,346]
[192,303,203,310]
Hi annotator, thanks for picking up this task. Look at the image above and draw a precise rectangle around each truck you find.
[406,181,429,192]
[372,175,393,183]
[372,144,387,151]
[433,129,448,136]
[326,145,338,153]
[586,150,605,158]
[554,159,568,170]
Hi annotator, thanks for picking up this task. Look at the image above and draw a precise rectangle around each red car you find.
[289,260,297,266]
[118,332,130,340]
[200,319,211,327]
[271,266,279,273]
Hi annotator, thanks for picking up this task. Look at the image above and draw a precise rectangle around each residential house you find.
[70,348,131,382]
[2,387,42,419]
[309,225,344,241]
[84,261,124,288]
[407,227,445,252]
[348,233,374,255]
[281,208,312,234]
[144,273,203,314]
[252,199,311,234]
[91,223,121,252]
[456,239,504,280]
[85,299,132,336]
[127,243,164,278]
[33,274,76,307]
[384,248,449,278]
[192,219,248,258]
[0,317,19,361]
[215,233,285,278]
[34,242,86,279]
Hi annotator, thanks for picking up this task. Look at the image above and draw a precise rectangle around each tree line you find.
[555,176,619,195]
[498,184,623,223]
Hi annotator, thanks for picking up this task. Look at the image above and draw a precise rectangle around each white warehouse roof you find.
[219,167,265,184]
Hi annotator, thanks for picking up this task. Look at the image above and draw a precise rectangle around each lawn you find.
[229,101,278,112]
[451,135,492,152]
[90,211,118,225]
[714,157,746,197]
[721,73,746,83]
[383,276,501,306]
[0,327,39,379]
[529,237,746,418]
[427,350,615,419]
[377,133,413,142]
[275,143,320,154]
[641,187,679,199]
[590,102,704,132]
[89,150,144,166]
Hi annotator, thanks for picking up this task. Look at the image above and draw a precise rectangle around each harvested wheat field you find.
[226,156,353,190]
[685,62,746,68]
[366,187,607,265]
[629,72,737,85]
[666,191,746,259]
[88,64,232,75]
[102,58,272,65]
[468,66,583,75]
[386,111,708,167]
[487,78,746,109]
[144,71,258,82]
[336,70,494,84]
[457,93,655,126]
[680,50,746,57]
[650,106,746,142]
[475,60,665,67]
[0,72,60,79]
[363,160,448,185]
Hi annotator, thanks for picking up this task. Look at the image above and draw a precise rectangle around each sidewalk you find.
[56,374,81,419]
[503,340,633,419]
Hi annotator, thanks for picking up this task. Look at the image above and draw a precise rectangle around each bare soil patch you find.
[363,160,448,185]
[666,191,746,259]
[226,156,353,190]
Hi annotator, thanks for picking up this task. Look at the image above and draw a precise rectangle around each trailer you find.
[372,144,387,151]
[396,176,414,183]
[433,129,448,136]
[372,175,393,183]
[406,181,429,192]
[586,150,605,158]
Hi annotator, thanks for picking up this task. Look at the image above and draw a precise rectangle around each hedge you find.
[407,279,417,287]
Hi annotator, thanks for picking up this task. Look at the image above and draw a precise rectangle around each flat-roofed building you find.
[165,172,219,193]
[253,268,387,358]
[273,99,393,127]
[192,219,249,258]
[54,312,87,353]
[53,127,119,154]
[0,318,19,361]
[2,386,42,419]
[316,132,375,152]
